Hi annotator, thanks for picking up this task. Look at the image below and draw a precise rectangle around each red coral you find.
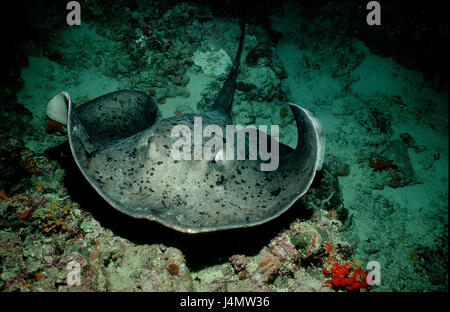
[369,158,398,172]
[19,209,31,220]
[323,241,333,254]
[141,25,152,38]
[324,263,370,291]
[305,234,316,258]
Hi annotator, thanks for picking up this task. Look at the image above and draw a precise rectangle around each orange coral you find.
[0,190,8,201]
[323,241,333,254]
[258,250,281,281]
[328,210,339,219]
[36,182,44,192]
[168,263,179,275]
[35,273,42,281]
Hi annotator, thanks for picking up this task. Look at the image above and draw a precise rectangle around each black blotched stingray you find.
[47,20,324,233]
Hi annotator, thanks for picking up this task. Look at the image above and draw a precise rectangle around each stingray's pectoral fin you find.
[267,104,324,216]
[288,103,325,171]
[46,91,70,131]
[68,90,158,148]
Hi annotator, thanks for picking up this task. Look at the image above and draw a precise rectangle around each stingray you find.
[46,20,325,233]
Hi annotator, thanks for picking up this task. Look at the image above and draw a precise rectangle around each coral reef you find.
[0,139,359,292]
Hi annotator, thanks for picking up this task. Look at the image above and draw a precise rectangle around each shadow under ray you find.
[46,142,313,271]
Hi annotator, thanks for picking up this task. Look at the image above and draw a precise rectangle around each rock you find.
[229,255,250,273]
[300,164,347,222]
[245,67,280,101]
[192,48,231,77]
[380,139,416,188]
[360,240,380,254]
[0,134,30,194]
[291,231,315,251]
[324,154,350,176]
[245,42,272,67]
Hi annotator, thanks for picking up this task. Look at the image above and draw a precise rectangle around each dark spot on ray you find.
[216,175,225,186]
[271,188,281,197]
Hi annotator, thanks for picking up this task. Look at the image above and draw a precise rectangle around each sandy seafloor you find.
[1,1,447,292]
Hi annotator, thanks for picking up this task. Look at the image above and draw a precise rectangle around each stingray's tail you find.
[210,18,246,114]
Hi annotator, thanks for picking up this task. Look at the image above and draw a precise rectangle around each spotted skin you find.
[67,21,324,233]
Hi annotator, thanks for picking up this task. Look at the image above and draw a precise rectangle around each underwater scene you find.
[0,0,448,293]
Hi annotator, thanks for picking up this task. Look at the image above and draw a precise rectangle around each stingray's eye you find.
[147,136,152,145]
